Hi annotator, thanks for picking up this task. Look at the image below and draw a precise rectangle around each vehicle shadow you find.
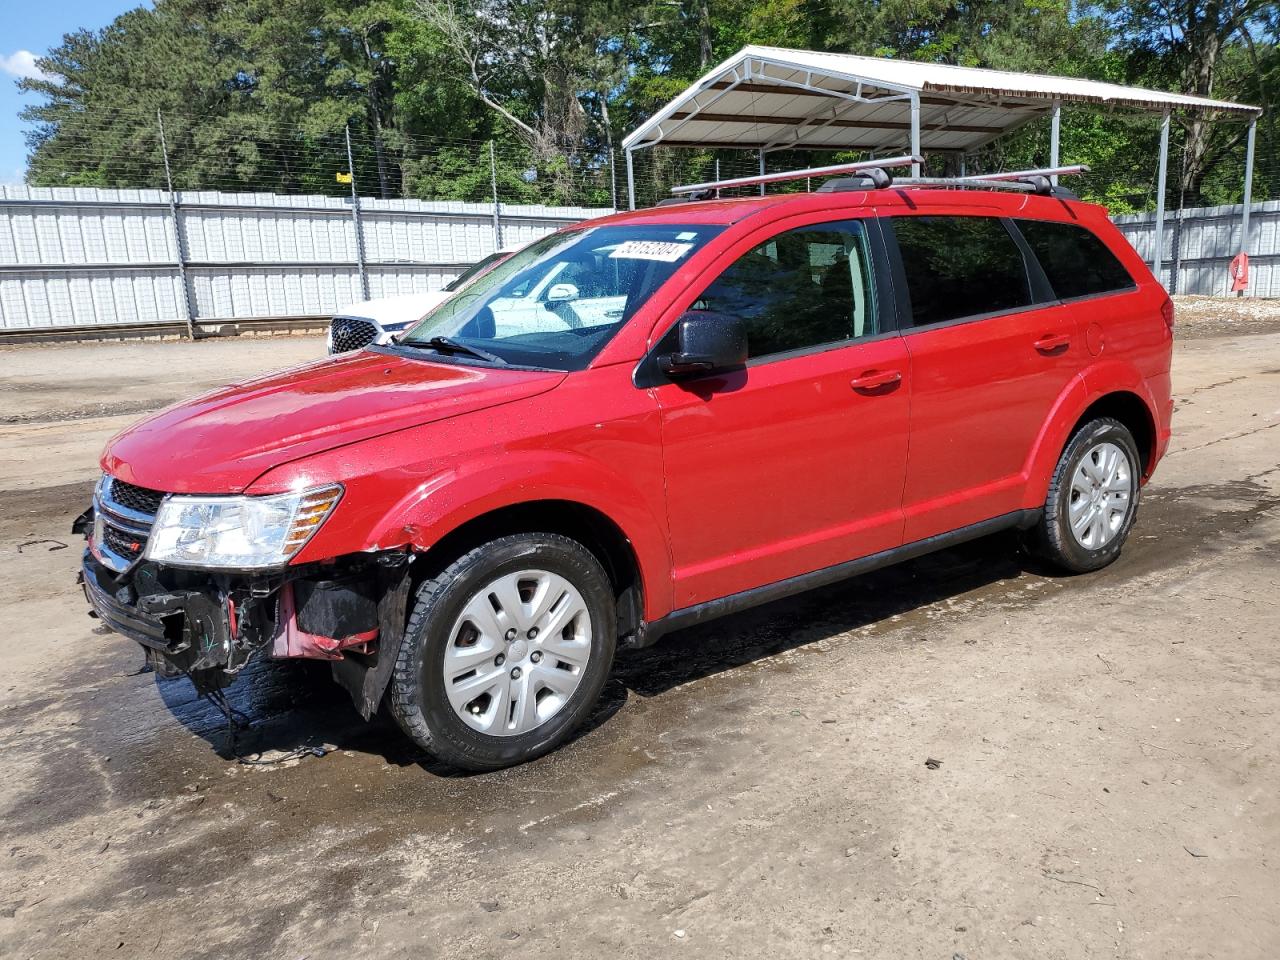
[154,645,630,775]
[614,530,1038,698]
[157,531,1037,772]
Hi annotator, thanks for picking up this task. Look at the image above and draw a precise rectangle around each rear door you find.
[884,213,1089,542]
[648,216,911,609]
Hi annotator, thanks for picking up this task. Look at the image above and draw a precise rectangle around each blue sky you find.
[0,1,143,184]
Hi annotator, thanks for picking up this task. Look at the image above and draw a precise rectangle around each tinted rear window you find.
[1016,219,1136,300]
[891,216,1032,327]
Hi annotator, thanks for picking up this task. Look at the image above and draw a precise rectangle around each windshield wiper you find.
[406,336,508,365]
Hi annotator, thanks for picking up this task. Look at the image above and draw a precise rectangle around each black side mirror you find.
[658,311,748,379]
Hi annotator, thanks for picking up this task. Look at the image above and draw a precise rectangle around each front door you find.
[651,218,911,609]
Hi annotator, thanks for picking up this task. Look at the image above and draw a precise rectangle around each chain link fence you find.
[20,105,1278,212]
[4,108,1275,336]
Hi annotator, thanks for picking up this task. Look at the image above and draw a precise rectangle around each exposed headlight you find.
[145,485,343,569]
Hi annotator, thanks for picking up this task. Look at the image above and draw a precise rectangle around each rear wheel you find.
[388,533,616,771]
[1032,417,1141,573]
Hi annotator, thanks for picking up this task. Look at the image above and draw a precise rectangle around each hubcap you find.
[442,569,592,737]
[1068,441,1134,550]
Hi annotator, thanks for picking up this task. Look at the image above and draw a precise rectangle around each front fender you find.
[292,448,675,620]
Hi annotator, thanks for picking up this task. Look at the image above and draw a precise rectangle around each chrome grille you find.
[93,476,164,573]
[329,316,379,353]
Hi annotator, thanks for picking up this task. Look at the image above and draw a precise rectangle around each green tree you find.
[15,0,1275,209]
[1103,0,1277,203]
[20,1,247,189]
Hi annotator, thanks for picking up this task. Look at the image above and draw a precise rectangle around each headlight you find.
[145,485,343,569]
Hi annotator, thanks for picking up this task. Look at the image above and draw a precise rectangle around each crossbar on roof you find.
[671,154,921,195]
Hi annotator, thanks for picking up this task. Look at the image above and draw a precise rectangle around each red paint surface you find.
[103,188,1174,627]
[103,351,563,493]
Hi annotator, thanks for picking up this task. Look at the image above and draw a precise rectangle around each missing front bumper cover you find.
[79,550,410,712]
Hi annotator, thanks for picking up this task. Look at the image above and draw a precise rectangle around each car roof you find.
[585,187,1105,229]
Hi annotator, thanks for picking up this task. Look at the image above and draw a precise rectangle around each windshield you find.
[444,250,509,293]
[399,223,723,370]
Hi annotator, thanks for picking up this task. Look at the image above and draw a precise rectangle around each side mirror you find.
[546,282,579,303]
[658,311,748,379]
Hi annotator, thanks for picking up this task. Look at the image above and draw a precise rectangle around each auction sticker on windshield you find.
[609,240,695,262]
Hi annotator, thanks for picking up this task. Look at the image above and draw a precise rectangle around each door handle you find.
[1034,333,1071,353]
[850,369,902,392]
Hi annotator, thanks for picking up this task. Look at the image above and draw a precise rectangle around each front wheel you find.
[1032,417,1142,573]
[388,533,616,771]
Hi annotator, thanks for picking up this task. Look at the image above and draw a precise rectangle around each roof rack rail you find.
[957,164,1090,184]
[819,165,1090,197]
[891,165,1089,196]
[664,159,1088,205]
[669,154,922,197]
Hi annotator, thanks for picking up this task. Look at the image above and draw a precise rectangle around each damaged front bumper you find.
[81,559,171,651]
[77,530,411,717]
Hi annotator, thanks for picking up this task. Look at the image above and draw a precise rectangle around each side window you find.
[691,221,878,359]
[1016,219,1136,300]
[892,216,1033,327]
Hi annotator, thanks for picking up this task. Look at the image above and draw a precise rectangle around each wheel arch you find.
[1023,371,1161,508]
[412,499,648,645]
[1069,391,1157,476]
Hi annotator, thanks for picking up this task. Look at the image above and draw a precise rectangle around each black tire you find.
[387,532,616,771]
[1032,416,1142,573]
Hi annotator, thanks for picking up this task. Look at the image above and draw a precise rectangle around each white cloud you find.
[0,50,53,83]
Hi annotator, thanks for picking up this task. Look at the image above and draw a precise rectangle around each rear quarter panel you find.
[1073,208,1174,467]
[1018,205,1174,500]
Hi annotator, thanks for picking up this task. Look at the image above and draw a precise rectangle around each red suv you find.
[79,181,1173,770]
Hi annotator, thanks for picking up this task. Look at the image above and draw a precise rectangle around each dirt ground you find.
[1,302,1278,960]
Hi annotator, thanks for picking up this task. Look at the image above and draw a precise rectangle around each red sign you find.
[1230,252,1250,293]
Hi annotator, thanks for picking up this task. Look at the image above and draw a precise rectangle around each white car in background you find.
[327,248,518,354]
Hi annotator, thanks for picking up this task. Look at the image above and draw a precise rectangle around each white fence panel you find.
[0,185,611,330]
[1113,200,1280,297]
[7,185,1272,332]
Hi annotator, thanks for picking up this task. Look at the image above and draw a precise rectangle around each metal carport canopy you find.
[622,45,1261,156]
[621,45,1263,287]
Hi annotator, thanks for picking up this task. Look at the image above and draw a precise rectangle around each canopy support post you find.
[910,94,921,176]
[758,149,766,196]
[1239,118,1257,285]
[1050,101,1061,185]
[1153,109,1170,288]
[626,148,636,210]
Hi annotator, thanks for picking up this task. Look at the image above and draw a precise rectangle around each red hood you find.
[102,351,565,493]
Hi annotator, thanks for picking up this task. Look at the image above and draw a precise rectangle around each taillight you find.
[1160,297,1175,332]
